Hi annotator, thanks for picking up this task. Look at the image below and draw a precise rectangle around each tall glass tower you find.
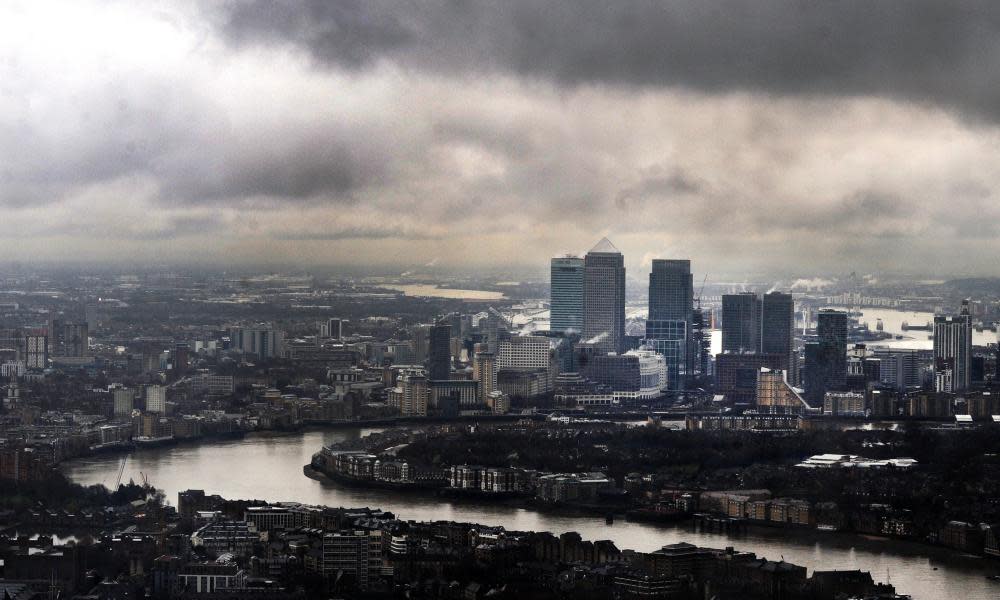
[550,256,584,333]
[583,238,626,354]
[647,259,693,389]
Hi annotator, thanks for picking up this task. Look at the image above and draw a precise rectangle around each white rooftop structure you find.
[956,414,974,424]
[796,454,917,469]
[589,237,620,254]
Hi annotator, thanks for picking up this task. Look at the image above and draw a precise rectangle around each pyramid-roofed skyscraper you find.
[583,237,626,354]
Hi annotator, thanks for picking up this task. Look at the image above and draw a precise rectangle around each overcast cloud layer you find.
[2,0,1000,277]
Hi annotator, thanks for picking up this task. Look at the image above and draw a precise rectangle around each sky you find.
[3,1,1000,278]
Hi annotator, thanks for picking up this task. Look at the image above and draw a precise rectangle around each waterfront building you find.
[398,370,428,417]
[145,384,166,414]
[550,255,585,333]
[113,387,134,417]
[535,472,614,504]
[934,307,972,392]
[583,238,626,354]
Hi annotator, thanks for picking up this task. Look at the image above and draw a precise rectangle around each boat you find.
[987,574,1000,581]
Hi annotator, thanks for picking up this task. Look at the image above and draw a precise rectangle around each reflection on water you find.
[62,428,998,599]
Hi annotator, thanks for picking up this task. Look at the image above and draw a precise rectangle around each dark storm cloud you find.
[222,0,1000,120]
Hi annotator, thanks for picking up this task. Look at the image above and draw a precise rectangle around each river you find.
[62,428,999,599]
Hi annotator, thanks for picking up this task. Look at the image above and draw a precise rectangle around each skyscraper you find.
[721,292,762,354]
[647,259,694,389]
[550,256,585,333]
[804,309,847,406]
[583,238,626,354]
[648,260,693,322]
[761,292,796,383]
[427,322,452,380]
[934,306,972,393]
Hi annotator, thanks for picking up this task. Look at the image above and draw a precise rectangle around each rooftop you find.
[588,237,620,254]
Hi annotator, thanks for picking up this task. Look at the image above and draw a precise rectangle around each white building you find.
[497,336,550,370]
[146,384,166,413]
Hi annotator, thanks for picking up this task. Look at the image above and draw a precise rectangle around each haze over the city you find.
[4,1,1000,277]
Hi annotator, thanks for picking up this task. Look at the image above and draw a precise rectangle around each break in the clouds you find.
[2,0,1000,276]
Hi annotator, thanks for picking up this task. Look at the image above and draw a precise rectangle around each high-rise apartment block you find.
[934,306,972,393]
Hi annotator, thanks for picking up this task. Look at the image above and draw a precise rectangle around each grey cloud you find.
[222,1,1000,120]
[271,226,437,241]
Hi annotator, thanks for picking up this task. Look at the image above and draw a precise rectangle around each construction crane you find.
[695,274,708,308]
[114,452,129,490]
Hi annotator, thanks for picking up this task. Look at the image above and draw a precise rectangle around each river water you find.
[62,428,999,599]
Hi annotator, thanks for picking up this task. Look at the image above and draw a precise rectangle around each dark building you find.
[804,310,847,406]
[761,292,795,384]
[583,238,626,354]
[586,353,641,392]
[934,305,972,392]
[648,259,694,390]
[648,260,693,322]
[427,322,452,380]
[722,293,761,354]
[715,353,784,404]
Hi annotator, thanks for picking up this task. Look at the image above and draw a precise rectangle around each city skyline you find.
[4,2,1000,276]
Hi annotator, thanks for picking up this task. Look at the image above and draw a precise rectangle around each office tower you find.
[648,260,693,322]
[721,293,762,354]
[145,384,166,413]
[804,309,848,406]
[550,256,585,333]
[113,387,134,417]
[49,319,89,357]
[934,308,972,392]
[647,259,694,389]
[229,324,284,359]
[644,319,686,390]
[427,322,452,380]
[497,336,551,370]
[761,292,796,383]
[583,238,626,354]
